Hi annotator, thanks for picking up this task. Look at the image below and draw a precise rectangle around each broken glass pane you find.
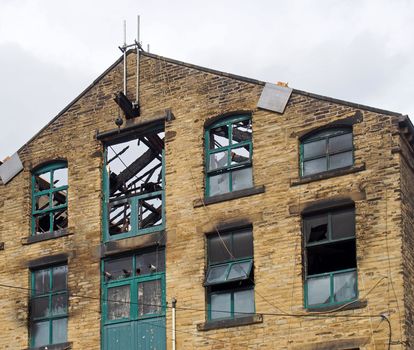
[35,214,51,234]
[232,167,252,191]
[52,189,67,207]
[333,270,357,303]
[136,250,165,276]
[52,294,67,315]
[210,292,231,320]
[53,266,67,291]
[231,146,250,165]
[107,285,130,320]
[209,172,230,196]
[206,264,229,285]
[52,208,68,231]
[208,234,232,263]
[34,269,49,295]
[304,214,329,244]
[138,279,162,316]
[329,133,352,153]
[234,289,254,316]
[303,157,327,176]
[53,168,68,188]
[32,320,49,347]
[329,151,353,170]
[35,194,49,211]
[52,318,67,344]
[107,131,164,199]
[35,172,51,191]
[231,119,252,145]
[307,240,357,275]
[209,125,229,149]
[307,275,330,306]
[138,194,162,229]
[31,296,49,318]
[303,139,326,159]
[104,257,133,281]
[331,208,355,240]
[228,261,252,281]
[209,151,228,170]
[109,201,131,235]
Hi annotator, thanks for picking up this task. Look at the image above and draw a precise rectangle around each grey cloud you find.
[0,43,94,159]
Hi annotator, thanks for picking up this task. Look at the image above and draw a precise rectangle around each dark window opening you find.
[303,206,357,308]
[206,228,255,320]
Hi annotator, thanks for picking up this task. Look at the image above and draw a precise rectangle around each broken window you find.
[32,162,68,235]
[102,249,166,348]
[30,265,68,348]
[104,128,164,241]
[205,115,253,197]
[303,207,357,308]
[301,128,353,177]
[205,228,255,320]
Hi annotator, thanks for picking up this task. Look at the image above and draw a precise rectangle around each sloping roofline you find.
[17,50,403,155]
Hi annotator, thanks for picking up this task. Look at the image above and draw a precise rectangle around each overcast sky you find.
[0,0,413,159]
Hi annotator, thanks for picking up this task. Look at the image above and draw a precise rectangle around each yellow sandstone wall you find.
[0,51,408,349]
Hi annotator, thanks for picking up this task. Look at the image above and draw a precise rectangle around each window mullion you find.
[230,290,235,319]
[49,268,53,344]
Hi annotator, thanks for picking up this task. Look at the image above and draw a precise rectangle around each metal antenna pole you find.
[123,20,127,95]
[135,15,140,105]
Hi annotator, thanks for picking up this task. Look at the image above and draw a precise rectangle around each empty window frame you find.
[303,207,357,308]
[103,128,165,241]
[205,228,255,320]
[300,128,353,177]
[205,115,253,197]
[30,265,68,348]
[32,162,68,235]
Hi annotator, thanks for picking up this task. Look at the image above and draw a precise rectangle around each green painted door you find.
[102,250,166,350]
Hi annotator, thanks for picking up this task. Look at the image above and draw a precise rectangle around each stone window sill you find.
[193,185,265,208]
[28,341,72,350]
[305,299,367,313]
[290,164,365,187]
[197,314,263,331]
[100,230,166,257]
[22,229,72,245]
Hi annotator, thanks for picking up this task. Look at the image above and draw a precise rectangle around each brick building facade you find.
[0,50,413,349]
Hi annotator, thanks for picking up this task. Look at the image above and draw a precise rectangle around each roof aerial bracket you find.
[114,92,140,119]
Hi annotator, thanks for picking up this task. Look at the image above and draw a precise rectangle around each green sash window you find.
[205,115,253,197]
[31,162,68,235]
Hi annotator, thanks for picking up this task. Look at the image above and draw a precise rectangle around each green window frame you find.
[205,115,253,197]
[102,249,166,326]
[303,207,358,308]
[300,127,353,177]
[102,127,165,243]
[205,228,255,320]
[31,161,68,235]
[30,265,68,348]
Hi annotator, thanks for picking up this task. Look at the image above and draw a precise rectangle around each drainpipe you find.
[172,298,177,350]
[123,20,127,95]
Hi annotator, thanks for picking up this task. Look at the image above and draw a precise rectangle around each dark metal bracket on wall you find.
[114,91,140,119]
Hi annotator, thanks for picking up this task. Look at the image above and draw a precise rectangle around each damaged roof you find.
[13,50,405,158]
